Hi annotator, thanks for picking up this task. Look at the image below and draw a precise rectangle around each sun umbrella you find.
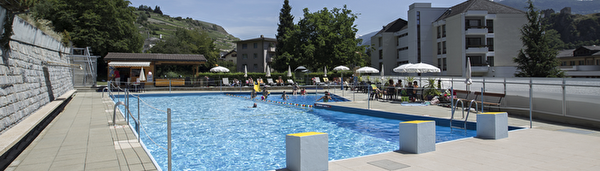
[403,62,440,73]
[356,66,379,74]
[266,65,271,77]
[287,65,292,77]
[333,66,349,71]
[333,65,350,91]
[393,63,414,73]
[380,64,385,80]
[210,66,230,72]
[465,57,472,85]
[139,67,146,81]
[324,66,327,77]
[244,65,247,78]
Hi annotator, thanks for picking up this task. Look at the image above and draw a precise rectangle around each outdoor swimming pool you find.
[115,93,477,170]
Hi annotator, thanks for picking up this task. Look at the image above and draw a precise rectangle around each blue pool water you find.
[116,94,477,171]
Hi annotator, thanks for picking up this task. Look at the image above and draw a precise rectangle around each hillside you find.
[497,0,600,15]
[544,12,600,49]
[134,9,239,52]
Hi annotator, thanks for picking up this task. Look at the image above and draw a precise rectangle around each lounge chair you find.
[322,78,330,85]
[314,77,325,86]
[222,78,229,86]
[266,78,277,86]
[287,79,295,85]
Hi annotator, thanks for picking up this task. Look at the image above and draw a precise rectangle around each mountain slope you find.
[134,10,239,52]
[496,0,600,14]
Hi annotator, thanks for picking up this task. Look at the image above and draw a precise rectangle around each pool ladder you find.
[450,99,478,132]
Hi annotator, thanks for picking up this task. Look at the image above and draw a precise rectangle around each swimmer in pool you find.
[248,103,257,108]
[281,91,289,100]
[316,91,332,102]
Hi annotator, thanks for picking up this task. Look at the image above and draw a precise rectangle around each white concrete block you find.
[399,120,436,154]
[286,132,328,171]
[477,112,508,139]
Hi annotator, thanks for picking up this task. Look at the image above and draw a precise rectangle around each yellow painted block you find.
[480,112,507,115]
[402,120,434,124]
[288,132,326,137]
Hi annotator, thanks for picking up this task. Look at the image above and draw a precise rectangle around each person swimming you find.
[281,91,289,100]
[316,91,332,102]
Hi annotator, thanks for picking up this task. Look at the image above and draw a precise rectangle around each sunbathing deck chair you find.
[287,79,295,85]
[314,77,325,85]
[370,84,382,100]
[266,78,277,86]
[323,78,330,85]
[222,78,229,86]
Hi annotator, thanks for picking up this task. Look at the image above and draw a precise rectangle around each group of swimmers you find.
[249,84,333,107]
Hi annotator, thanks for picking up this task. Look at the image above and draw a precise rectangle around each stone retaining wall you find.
[0,12,73,133]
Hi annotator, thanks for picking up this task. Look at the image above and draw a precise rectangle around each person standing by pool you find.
[300,88,306,95]
[281,91,289,100]
[317,91,332,102]
[292,83,299,95]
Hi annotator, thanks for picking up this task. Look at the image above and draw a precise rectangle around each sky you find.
[128,0,472,40]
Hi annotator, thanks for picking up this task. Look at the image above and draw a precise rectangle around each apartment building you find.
[557,46,600,78]
[235,35,276,72]
[372,0,526,77]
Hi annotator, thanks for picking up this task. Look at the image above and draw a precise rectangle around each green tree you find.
[150,28,220,69]
[513,0,564,77]
[31,0,143,80]
[274,0,295,71]
[295,6,367,71]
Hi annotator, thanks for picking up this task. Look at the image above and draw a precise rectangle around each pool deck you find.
[5,89,600,171]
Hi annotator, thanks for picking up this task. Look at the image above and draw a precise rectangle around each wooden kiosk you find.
[104,53,206,87]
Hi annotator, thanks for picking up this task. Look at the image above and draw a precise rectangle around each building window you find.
[253,53,258,59]
[253,43,257,49]
[466,37,482,48]
[242,54,248,59]
[437,42,441,55]
[378,37,382,47]
[379,62,383,70]
[232,54,237,57]
[379,50,383,59]
[437,26,441,38]
[443,58,447,71]
[442,25,446,37]
[487,56,494,66]
[570,61,575,66]
[466,19,481,29]
[486,20,494,33]
[253,64,258,69]
[597,59,600,65]
[487,38,494,51]
[242,44,248,49]
[438,58,442,69]
[579,60,585,65]
[416,11,420,25]
[561,61,567,66]
[442,41,447,54]
[468,56,484,66]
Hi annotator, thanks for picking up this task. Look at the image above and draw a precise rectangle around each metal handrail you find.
[450,99,465,131]
[464,99,479,129]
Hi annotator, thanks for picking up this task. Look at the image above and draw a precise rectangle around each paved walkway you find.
[6,91,157,171]
[5,89,600,171]
[326,89,600,170]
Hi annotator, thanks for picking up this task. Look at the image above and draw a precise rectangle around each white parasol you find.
[244,65,247,78]
[139,67,146,81]
[287,65,292,77]
[210,66,230,72]
[356,66,380,74]
[266,65,271,77]
[324,66,327,77]
[465,57,472,85]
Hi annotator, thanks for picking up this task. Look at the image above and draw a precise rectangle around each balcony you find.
[560,65,600,71]
[465,26,488,35]
[267,47,276,52]
[466,45,489,54]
